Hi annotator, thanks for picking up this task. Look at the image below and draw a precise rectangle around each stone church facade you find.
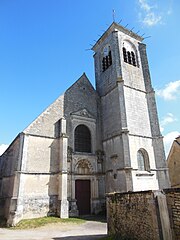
[0,22,170,226]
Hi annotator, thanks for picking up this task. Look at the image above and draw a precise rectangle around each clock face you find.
[103,46,109,57]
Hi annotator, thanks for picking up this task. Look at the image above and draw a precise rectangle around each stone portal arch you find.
[75,159,93,174]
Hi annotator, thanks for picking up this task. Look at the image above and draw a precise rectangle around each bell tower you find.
[92,22,170,193]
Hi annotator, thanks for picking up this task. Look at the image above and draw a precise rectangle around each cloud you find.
[139,0,152,11]
[138,0,163,26]
[160,113,177,132]
[142,12,162,26]
[156,80,180,100]
[163,131,180,157]
[167,9,172,15]
[0,144,9,156]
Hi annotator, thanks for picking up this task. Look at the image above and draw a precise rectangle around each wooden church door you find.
[75,180,91,215]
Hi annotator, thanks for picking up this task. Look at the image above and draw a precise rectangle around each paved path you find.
[0,220,107,240]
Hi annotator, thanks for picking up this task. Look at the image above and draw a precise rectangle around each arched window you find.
[137,149,150,171]
[102,45,112,72]
[122,41,138,67]
[75,125,91,153]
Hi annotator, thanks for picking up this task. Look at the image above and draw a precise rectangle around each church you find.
[0,22,170,226]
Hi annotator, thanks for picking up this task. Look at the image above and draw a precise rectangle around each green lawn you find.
[0,216,86,229]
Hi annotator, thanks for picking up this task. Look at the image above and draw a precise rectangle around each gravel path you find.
[0,220,107,240]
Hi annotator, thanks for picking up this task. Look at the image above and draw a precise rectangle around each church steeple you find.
[92,22,170,193]
[92,22,144,97]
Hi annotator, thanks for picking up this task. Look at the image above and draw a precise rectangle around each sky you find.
[0,0,180,157]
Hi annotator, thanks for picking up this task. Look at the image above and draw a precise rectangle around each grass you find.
[1,216,86,229]
[14,216,86,229]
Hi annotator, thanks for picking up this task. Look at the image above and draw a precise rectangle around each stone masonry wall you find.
[164,188,180,239]
[24,95,64,138]
[64,73,101,150]
[107,189,180,240]
[107,191,160,240]
[0,135,21,217]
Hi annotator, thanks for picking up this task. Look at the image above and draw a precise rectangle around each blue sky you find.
[0,0,179,157]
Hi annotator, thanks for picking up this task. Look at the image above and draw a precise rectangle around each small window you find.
[137,149,150,171]
[102,45,112,72]
[75,125,91,153]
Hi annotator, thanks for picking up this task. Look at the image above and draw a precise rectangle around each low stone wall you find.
[107,191,161,240]
[164,188,180,239]
[107,189,180,240]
